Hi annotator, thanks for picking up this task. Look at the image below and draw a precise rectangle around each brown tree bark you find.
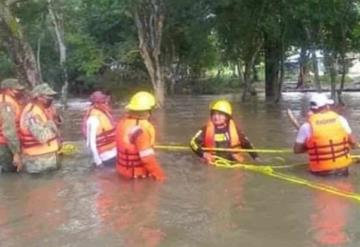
[304,27,321,92]
[0,1,41,86]
[48,0,69,108]
[134,0,165,105]
[324,51,337,101]
[264,34,281,101]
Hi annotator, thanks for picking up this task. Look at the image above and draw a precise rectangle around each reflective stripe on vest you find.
[116,117,155,172]
[19,103,59,156]
[204,119,240,149]
[0,92,21,145]
[86,106,115,154]
[306,111,352,172]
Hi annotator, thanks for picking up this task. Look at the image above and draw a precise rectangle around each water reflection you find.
[94,169,165,247]
[1,93,360,246]
[310,178,354,246]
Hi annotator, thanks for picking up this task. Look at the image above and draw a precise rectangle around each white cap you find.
[309,93,334,110]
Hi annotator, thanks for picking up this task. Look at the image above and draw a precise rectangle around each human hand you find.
[13,153,23,172]
[151,170,166,182]
[202,152,215,164]
[94,156,103,167]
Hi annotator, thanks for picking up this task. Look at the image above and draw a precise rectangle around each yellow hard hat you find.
[126,91,156,111]
[210,99,232,116]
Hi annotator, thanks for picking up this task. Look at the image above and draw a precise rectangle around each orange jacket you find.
[116,116,163,179]
[0,92,21,144]
[19,102,59,156]
[84,106,115,154]
[306,111,352,172]
[204,119,243,161]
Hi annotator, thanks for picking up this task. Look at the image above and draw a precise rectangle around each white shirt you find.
[86,116,116,165]
[296,115,352,144]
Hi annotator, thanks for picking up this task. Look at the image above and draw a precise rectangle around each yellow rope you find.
[154,144,293,153]
[212,156,360,203]
[58,143,78,155]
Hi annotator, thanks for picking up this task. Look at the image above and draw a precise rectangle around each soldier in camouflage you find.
[0,78,26,173]
[20,83,61,174]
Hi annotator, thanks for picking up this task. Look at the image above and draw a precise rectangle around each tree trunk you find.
[134,0,165,106]
[242,51,260,102]
[275,50,285,103]
[241,62,252,102]
[304,27,321,92]
[252,64,259,82]
[48,0,69,109]
[296,47,308,89]
[237,60,244,85]
[337,53,346,104]
[0,2,41,86]
[264,35,281,101]
[36,34,43,82]
[310,48,321,92]
[324,51,337,101]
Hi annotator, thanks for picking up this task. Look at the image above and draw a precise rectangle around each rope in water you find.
[154,144,293,153]
[154,144,360,162]
[58,143,79,155]
[212,156,360,203]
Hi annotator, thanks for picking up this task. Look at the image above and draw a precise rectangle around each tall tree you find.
[47,0,69,107]
[0,1,41,86]
[133,0,165,105]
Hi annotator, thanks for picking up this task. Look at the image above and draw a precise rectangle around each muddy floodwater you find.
[1,92,360,247]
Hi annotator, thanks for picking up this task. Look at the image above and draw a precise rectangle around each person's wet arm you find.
[134,129,165,181]
[0,105,20,154]
[236,127,259,159]
[26,113,57,144]
[293,123,308,153]
[190,127,205,157]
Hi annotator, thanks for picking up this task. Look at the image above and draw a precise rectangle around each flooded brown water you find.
[1,93,360,247]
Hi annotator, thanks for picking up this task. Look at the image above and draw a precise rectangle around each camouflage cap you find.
[31,83,57,97]
[1,78,25,90]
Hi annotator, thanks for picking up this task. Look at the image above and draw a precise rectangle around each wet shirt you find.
[190,123,258,160]
[296,115,351,144]
[86,116,116,165]
[23,110,58,144]
[0,102,20,153]
[131,126,155,159]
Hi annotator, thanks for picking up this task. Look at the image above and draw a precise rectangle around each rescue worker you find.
[0,78,25,172]
[83,90,116,167]
[19,83,61,173]
[115,91,165,181]
[293,93,358,176]
[190,99,259,164]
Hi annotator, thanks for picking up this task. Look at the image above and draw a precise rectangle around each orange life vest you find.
[204,119,243,161]
[19,102,59,156]
[115,117,155,178]
[306,111,352,172]
[0,92,21,145]
[85,106,115,154]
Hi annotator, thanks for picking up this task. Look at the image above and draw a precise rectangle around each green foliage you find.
[0,51,14,78]
[66,33,105,76]
[0,0,360,95]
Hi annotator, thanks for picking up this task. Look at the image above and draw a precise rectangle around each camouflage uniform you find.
[21,83,60,174]
[0,79,25,172]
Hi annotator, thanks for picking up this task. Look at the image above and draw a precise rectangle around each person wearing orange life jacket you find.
[0,78,26,173]
[83,90,116,167]
[115,91,165,181]
[294,93,358,176]
[190,99,259,164]
[19,83,61,174]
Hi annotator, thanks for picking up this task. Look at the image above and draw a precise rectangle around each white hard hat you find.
[309,93,333,110]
